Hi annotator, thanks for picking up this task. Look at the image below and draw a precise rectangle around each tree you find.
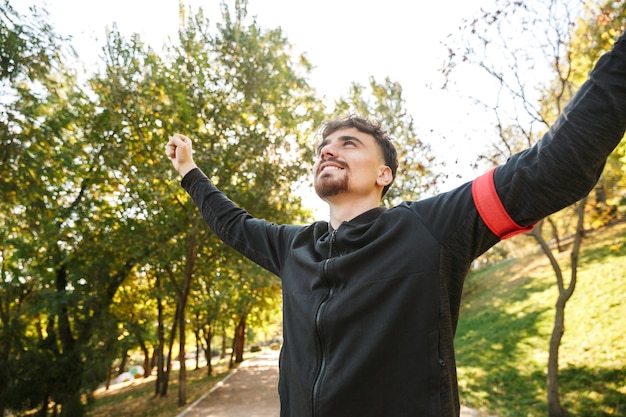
[91,0,324,407]
[0,3,63,413]
[443,0,625,415]
[223,257,281,367]
[0,0,318,413]
[1,2,142,416]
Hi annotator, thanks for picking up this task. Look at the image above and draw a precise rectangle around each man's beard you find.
[314,173,349,199]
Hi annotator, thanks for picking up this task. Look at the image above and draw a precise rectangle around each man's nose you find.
[319,142,337,159]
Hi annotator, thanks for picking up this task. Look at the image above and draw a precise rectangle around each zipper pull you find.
[329,229,337,258]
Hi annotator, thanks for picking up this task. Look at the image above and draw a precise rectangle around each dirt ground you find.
[175,349,494,417]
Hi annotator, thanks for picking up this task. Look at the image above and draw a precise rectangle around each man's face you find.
[313,127,387,201]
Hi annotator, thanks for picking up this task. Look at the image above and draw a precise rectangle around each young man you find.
[166,31,626,417]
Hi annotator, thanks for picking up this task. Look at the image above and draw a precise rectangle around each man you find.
[166,31,626,417]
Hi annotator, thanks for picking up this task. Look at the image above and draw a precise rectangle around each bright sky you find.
[22,0,498,214]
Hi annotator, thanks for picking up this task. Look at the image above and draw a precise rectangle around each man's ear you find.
[376,166,393,187]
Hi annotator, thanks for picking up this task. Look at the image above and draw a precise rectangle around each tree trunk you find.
[159,302,179,398]
[178,318,187,407]
[177,230,197,407]
[234,315,246,364]
[204,325,213,376]
[134,329,151,378]
[194,322,201,370]
[547,295,568,417]
[533,222,569,417]
[119,348,129,375]
[155,276,165,397]
[546,216,563,253]
[55,266,87,417]
[221,331,227,359]
[105,367,112,390]
[537,199,585,417]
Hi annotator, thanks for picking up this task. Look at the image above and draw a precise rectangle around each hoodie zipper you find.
[312,228,337,417]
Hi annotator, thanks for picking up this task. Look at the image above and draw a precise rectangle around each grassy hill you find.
[455,220,626,416]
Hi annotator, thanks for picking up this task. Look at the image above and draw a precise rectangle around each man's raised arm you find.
[474,30,626,238]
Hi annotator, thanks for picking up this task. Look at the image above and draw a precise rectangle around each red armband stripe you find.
[472,167,534,239]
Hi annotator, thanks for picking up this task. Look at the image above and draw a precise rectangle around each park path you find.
[175,350,280,417]
[175,349,492,417]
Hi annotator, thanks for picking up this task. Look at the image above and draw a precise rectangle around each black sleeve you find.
[492,31,626,227]
[181,168,302,275]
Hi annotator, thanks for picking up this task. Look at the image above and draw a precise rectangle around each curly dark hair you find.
[319,115,399,198]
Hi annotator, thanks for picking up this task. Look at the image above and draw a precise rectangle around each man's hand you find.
[166,134,198,177]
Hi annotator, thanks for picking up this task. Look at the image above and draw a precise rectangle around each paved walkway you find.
[176,349,491,417]
[176,350,280,417]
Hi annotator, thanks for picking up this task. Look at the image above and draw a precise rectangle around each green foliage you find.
[89,0,324,406]
[1,1,128,415]
[0,0,61,82]
[1,0,323,415]
[457,222,626,416]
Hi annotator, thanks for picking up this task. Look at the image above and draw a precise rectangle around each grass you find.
[85,357,236,417]
[456,220,626,416]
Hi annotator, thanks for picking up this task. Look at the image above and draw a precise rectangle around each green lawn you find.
[456,221,626,416]
[86,359,234,417]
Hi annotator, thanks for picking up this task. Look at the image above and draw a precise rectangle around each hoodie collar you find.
[328,206,387,232]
